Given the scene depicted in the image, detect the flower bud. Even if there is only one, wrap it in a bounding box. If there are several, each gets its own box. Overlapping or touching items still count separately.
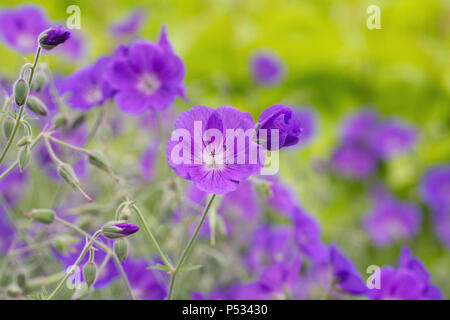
[13,79,29,106]
[114,238,129,262]
[38,26,70,50]
[6,284,21,297]
[83,262,97,288]
[18,145,30,172]
[53,114,68,128]
[17,272,27,290]
[16,136,31,147]
[31,71,47,92]
[3,118,14,140]
[70,113,85,130]
[87,151,110,172]
[26,96,48,116]
[57,163,79,188]
[102,221,139,239]
[118,207,132,221]
[30,208,55,224]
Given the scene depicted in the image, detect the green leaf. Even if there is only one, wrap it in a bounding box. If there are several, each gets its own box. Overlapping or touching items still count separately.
[179,264,203,272]
[146,264,171,272]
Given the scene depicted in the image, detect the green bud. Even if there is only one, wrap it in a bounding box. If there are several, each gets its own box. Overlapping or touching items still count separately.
[3,118,14,140]
[54,235,78,254]
[17,136,32,147]
[17,272,27,290]
[13,79,29,106]
[30,208,55,224]
[70,114,85,130]
[18,146,30,172]
[114,239,129,262]
[118,207,132,221]
[87,151,110,172]
[31,71,47,92]
[57,163,80,188]
[6,284,21,297]
[53,114,68,128]
[83,262,97,288]
[26,96,48,116]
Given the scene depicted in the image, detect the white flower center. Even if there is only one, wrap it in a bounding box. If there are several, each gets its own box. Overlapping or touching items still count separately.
[84,88,103,105]
[137,73,161,95]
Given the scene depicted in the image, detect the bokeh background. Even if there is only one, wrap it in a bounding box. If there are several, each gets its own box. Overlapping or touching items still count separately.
[0,0,449,299]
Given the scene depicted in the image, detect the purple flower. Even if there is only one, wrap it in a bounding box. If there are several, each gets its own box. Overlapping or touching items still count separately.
[219,180,260,221]
[140,141,159,181]
[110,9,146,37]
[107,26,186,114]
[55,30,86,61]
[102,222,139,239]
[38,25,70,50]
[122,258,167,300]
[340,108,378,142]
[0,166,27,207]
[264,175,298,216]
[0,205,16,254]
[331,142,377,179]
[368,247,443,300]
[370,120,417,159]
[433,209,450,247]
[257,104,301,150]
[250,52,284,86]
[167,105,265,194]
[60,56,115,110]
[364,187,421,247]
[293,106,318,147]
[420,165,450,212]
[0,5,49,54]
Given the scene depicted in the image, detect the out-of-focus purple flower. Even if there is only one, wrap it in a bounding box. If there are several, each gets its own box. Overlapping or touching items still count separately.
[52,236,119,288]
[219,180,260,221]
[250,52,284,86]
[55,30,86,61]
[140,141,159,181]
[292,207,328,263]
[420,165,450,212]
[257,104,301,150]
[122,258,167,300]
[38,25,70,50]
[433,210,450,247]
[364,187,421,247]
[368,247,443,300]
[107,26,186,114]
[263,175,298,216]
[293,106,318,147]
[340,108,378,142]
[0,5,49,54]
[370,120,417,159]
[110,9,146,37]
[0,166,27,207]
[167,105,265,194]
[0,205,16,254]
[60,56,115,110]
[331,142,377,179]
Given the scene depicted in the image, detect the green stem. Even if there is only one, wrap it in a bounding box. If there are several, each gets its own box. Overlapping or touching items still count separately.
[47,230,102,300]
[0,46,41,166]
[131,204,174,271]
[168,194,216,300]
[46,134,90,154]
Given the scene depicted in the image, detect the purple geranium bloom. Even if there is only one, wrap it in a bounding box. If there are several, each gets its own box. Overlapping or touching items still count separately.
[263,175,298,216]
[55,30,86,61]
[39,25,70,50]
[331,142,377,179]
[0,205,16,254]
[292,207,328,263]
[0,166,28,207]
[433,209,450,247]
[110,9,146,37]
[420,165,450,212]
[0,5,49,54]
[370,119,417,159]
[293,106,318,147]
[257,104,301,150]
[364,187,421,247]
[368,247,443,300]
[167,105,265,194]
[61,56,115,110]
[107,25,186,114]
[219,180,260,221]
[250,52,284,86]
[340,108,379,142]
[140,141,159,181]
[122,259,167,300]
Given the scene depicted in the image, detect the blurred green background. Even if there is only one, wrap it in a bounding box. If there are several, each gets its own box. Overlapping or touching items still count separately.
[1,0,449,296]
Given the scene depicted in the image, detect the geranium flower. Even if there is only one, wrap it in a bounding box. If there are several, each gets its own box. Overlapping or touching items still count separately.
[250,52,284,86]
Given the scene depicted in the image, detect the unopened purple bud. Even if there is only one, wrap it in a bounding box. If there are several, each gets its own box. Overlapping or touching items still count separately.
[38,26,70,50]
[102,221,139,239]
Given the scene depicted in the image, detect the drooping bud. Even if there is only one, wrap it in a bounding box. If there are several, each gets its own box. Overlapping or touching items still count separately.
[114,238,129,262]
[30,208,55,224]
[13,79,29,106]
[83,262,97,288]
[54,235,78,254]
[57,163,79,188]
[26,96,48,116]
[118,207,132,221]
[53,114,68,128]
[18,146,30,172]
[16,136,31,147]
[102,221,139,239]
[38,26,70,50]
[3,118,14,140]
[87,151,110,172]
[31,71,47,92]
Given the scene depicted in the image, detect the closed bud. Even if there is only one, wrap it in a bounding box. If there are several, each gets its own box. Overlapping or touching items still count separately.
[30,208,55,224]
[83,262,97,288]
[118,207,132,221]
[70,113,85,130]
[18,146,30,172]
[16,136,31,147]
[57,163,79,188]
[88,151,110,172]
[102,221,139,239]
[31,71,47,92]
[38,26,70,51]
[26,96,48,116]
[6,284,21,297]
[13,79,29,106]
[114,239,129,262]
[17,272,27,290]
[3,118,14,140]
[54,235,78,254]
[53,114,68,128]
